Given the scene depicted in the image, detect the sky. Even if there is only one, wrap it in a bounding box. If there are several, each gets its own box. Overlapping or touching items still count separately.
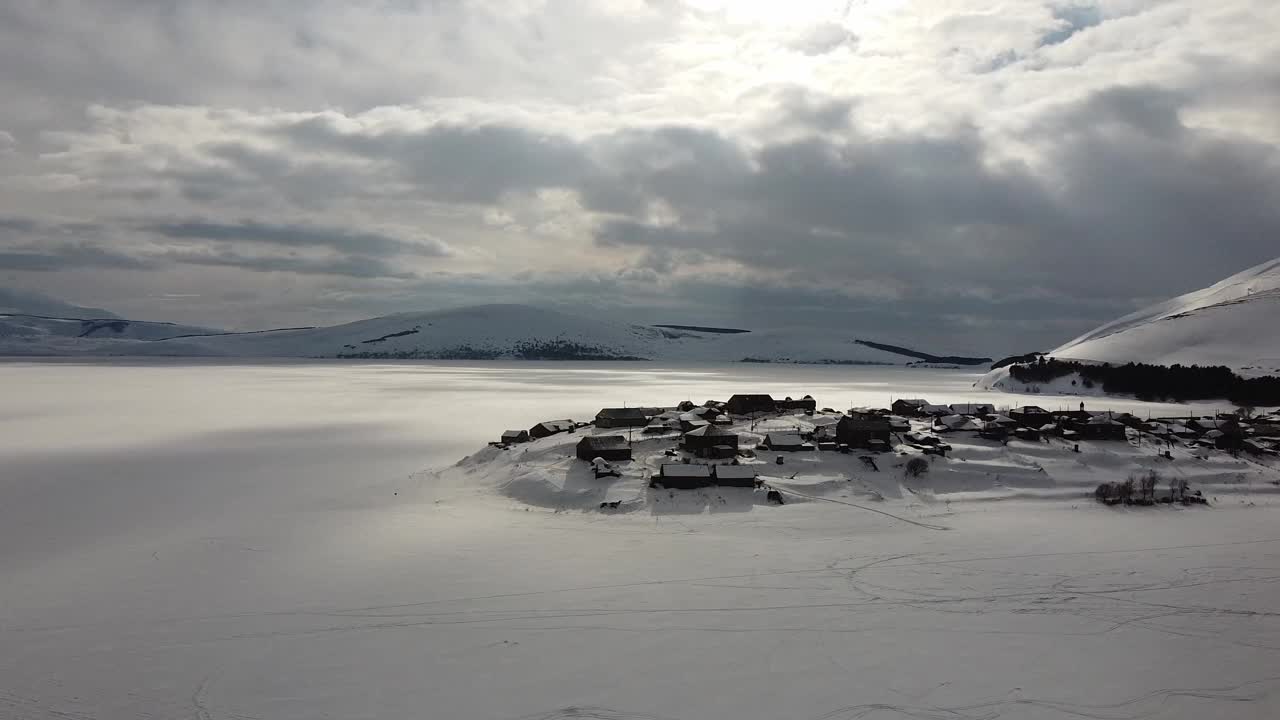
[1,0,1278,354]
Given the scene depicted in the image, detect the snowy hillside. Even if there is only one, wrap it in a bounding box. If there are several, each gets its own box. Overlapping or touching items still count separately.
[0,314,226,356]
[1054,257,1280,376]
[0,302,968,364]
[980,257,1280,393]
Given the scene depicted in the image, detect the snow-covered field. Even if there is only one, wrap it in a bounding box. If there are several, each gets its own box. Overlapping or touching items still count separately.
[3,360,1279,720]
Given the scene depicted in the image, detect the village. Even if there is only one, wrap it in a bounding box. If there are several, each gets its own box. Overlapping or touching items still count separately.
[486,393,1280,511]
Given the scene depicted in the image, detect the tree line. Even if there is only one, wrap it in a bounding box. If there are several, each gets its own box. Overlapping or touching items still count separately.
[1009,357,1280,406]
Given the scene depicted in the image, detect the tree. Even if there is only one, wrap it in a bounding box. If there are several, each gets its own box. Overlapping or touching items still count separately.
[1116,478,1134,504]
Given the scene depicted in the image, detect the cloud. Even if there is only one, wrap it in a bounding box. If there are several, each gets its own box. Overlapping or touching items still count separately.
[140,219,451,257]
[1039,4,1104,47]
[789,22,857,56]
[156,248,416,280]
[0,243,157,271]
[0,0,1278,353]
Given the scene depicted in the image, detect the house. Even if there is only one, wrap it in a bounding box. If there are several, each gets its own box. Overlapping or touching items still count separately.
[776,395,818,412]
[989,415,1019,428]
[712,464,758,488]
[594,407,650,428]
[978,421,1009,441]
[501,429,529,444]
[920,404,952,416]
[763,433,812,451]
[678,415,712,433]
[643,418,679,433]
[528,419,574,439]
[681,425,740,457]
[576,435,632,461]
[725,394,777,415]
[1009,405,1052,428]
[1075,415,1127,441]
[835,413,892,449]
[887,415,911,432]
[653,463,714,490]
[936,414,981,432]
[1013,426,1042,442]
[891,399,929,416]
[949,403,996,417]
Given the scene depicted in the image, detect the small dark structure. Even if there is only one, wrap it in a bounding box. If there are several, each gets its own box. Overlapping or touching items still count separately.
[528,420,574,439]
[595,408,650,428]
[501,429,530,444]
[653,464,713,490]
[681,425,741,457]
[725,394,777,416]
[763,433,812,451]
[766,489,785,505]
[776,395,818,413]
[576,435,632,462]
[920,404,953,417]
[712,464,758,488]
[836,413,892,449]
[891,399,929,416]
[949,403,996,417]
[1009,405,1053,428]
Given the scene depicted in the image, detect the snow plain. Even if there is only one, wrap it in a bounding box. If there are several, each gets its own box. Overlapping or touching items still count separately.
[3,360,1280,720]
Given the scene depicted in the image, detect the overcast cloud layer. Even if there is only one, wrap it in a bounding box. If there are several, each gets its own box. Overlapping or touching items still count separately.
[1,0,1278,353]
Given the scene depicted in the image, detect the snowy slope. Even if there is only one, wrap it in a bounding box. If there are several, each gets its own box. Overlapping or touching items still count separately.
[1053,257,1280,376]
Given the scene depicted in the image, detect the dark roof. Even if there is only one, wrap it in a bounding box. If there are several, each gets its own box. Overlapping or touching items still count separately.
[596,408,648,420]
[502,430,526,438]
[727,393,775,403]
[534,419,574,431]
[661,464,712,478]
[578,435,629,450]
[895,399,928,406]
[713,465,757,479]
[765,433,807,445]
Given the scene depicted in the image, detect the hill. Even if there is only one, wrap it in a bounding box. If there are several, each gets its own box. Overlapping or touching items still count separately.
[979,257,1280,396]
[1051,257,1280,377]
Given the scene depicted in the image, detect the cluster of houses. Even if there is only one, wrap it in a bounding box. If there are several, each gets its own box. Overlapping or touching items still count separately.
[494,393,1280,493]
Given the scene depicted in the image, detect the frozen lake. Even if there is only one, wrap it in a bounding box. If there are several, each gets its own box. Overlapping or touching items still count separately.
[2,360,1278,719]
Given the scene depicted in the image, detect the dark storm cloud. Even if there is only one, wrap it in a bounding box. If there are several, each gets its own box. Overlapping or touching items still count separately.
[278,118,591,204]
[0,244,157,272]
[141,219,450,257]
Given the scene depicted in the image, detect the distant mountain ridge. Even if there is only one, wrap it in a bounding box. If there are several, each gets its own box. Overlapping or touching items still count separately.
[0,301,988,364]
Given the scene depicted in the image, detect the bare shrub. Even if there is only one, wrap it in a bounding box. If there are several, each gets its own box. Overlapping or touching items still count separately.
[904,457,929,478]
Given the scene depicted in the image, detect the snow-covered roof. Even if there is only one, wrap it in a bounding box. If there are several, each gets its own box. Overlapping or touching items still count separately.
[684,425,736,437]
[579,435,629,450]
[713,465,757,479]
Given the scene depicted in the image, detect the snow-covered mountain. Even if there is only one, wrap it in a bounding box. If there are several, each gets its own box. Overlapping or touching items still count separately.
[0,287,119,319]
[0,302,979,364]
[979,257,1280,393]
[1053,257,1280,377]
